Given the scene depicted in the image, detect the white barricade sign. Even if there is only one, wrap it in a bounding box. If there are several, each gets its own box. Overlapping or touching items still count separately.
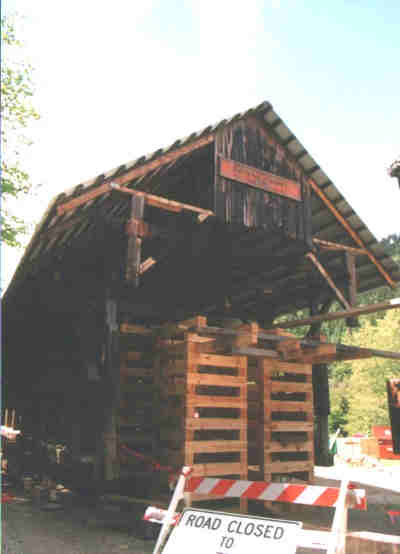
[162,508,302,554]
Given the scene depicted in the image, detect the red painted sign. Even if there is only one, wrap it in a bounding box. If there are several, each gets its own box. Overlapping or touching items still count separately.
[219,157,302,201]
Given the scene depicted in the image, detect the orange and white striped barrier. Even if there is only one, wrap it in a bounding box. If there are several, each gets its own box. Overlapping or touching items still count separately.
[143,506,180,525]
[145,469,367,554]
[184,476,367,510]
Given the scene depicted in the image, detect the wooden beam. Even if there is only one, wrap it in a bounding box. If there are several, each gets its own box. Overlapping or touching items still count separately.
[56,135,214,216]
[112,184,214,219]
[103,295,121,481]
[308,177,397,288]
[345,251,359,327]
[313,238,367,256]
[125,195,145,286]
[57,183,113,216]
[139,257,156,274]
[306,252,351,310]
[272,298,400,329]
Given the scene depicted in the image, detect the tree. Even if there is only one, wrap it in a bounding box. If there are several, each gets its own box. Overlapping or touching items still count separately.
[1,15,39,247]
[336,308,400,435]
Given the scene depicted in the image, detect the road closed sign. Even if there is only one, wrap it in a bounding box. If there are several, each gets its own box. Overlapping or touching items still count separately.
[162,508,302,554]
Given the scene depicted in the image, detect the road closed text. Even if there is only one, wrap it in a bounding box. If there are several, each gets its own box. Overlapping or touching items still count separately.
[185,513,285,541]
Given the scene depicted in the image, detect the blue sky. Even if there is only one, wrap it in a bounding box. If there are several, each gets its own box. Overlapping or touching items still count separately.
[2,0,399,288]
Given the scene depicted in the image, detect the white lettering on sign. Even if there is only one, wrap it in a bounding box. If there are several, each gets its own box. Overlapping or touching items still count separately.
[162,508,302,554]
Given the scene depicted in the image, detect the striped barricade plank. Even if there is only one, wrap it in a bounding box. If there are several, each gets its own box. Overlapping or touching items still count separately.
[184,477,366,510]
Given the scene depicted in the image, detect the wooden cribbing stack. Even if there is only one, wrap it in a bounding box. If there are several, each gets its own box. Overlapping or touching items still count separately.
[118,324,158,478]
[115,315,318,511]
[192,320,315,488]
[154,317,248,511]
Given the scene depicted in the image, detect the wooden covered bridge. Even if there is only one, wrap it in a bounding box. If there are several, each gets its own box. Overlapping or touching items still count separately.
[3,101,400,498]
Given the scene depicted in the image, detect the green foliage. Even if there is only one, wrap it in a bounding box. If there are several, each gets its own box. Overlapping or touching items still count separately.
[328,233,400,432]
[1,15,39,247]
[344,308,400,435]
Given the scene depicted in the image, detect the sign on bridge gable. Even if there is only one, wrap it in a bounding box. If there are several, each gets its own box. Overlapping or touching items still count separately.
[163,508,302,554]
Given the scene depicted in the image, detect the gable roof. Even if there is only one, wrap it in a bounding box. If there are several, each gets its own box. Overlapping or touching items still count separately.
[4,101,399,306]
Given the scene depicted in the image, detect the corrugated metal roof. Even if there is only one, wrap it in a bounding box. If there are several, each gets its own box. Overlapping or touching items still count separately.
[4,100,400,303]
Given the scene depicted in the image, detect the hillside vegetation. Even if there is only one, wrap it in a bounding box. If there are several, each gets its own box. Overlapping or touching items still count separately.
[329,233,400,435]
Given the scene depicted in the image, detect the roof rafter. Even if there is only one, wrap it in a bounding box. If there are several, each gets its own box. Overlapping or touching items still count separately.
[56,134,214,216]
[308,176,396,288]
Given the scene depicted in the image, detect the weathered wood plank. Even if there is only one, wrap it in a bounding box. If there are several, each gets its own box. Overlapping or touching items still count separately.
[197,353,243,368]
[266,460,313,473]
[270,382,312,393]
[186,418,245,430]
[186,441,245,453]
[192,462,243,476]
[187,374,245,387]
[270,421,313,432]
[263,440,314,453]
[261,360,312,374]
[186,396,243,408]
[270,400,313,412]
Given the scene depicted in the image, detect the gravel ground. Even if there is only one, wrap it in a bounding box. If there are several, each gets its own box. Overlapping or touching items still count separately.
[2,494,156,554]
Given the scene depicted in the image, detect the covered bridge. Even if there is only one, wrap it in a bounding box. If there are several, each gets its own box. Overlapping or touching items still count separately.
[2,101,400,495]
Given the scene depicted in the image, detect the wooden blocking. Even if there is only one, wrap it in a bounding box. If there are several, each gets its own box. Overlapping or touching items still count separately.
[259,359,315,485]
[178,315,207,332]
[120,323,153,335]
[125,194,145,286]
[181,342,248,505]
[276,338,302,361]
[235,322,259,349]
[298,343,336,364]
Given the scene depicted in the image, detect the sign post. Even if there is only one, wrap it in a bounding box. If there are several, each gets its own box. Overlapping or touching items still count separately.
[152,466,191,554]
[162,508,302,554]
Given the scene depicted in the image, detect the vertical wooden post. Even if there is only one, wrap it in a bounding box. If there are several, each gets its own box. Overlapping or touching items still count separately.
[184,332,198,507]
[313,363,331,466]
[103,295,121,481]
[261,358,273,510]
[305,364,315,482]
[126,195,145,286]
[308,299,333,467]
[238,355,248,513]
[11,409,16,429]
[345,252,359,328]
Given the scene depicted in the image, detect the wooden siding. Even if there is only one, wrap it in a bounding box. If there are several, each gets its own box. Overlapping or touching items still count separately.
[215,116,312,244]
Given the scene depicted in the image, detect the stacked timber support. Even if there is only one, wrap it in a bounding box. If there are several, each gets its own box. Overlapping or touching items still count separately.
[155,321,248,509]
[113,316,316,505]
[118,324,157,477]
[257,359,314,483]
